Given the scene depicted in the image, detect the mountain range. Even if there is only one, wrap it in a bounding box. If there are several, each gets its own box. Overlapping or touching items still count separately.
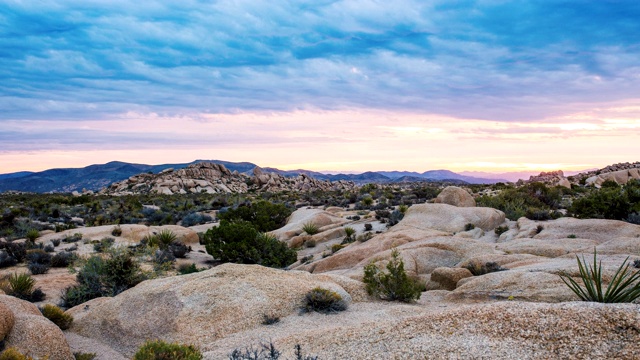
[0,160,511,193]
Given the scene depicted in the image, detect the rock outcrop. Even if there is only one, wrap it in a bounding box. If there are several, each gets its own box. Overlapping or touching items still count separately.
[0,295,74,360]
[433,186,476,207]
[68,263,368,356]
[101,163,355,195]
[572,161,640,187]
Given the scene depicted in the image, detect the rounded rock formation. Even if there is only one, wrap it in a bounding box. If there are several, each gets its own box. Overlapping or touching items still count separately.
[434,186,476,207]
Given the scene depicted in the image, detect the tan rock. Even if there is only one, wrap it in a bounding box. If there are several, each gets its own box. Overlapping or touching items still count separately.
[0,295,40,316]
[429,267,473,290]
[497,238,597,258]
[68,264,367,356]
[0,301,14,340]
[514,217,640,243]
[434,186,476,207]
[6,314,74,360]
[401,203,505,232]
[270,208,348,242]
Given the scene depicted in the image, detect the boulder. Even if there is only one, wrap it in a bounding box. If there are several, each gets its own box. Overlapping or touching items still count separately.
[497,238,597,258]
[428,267,473,290]
[0,301,14,340]
[68,263,368,356]
[270,208,348,242]
[0,295,73,360]
[401,203,505,232]
[513,217,640,243]
[434,186,476,207]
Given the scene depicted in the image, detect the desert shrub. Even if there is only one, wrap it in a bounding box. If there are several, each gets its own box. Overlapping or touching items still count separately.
[363,249,422,302]
[464,262,508,276]
[169,241,189,258]
[73,353,97,360]
[4,242,26,263]
[570,180,640,220]
[93,237,115,253]
[0,273,45,302]
[262,314,280,325]
[177,263,205,275]
[535,225,544,234]
[62,249,145,308]
[304,239,316,248]
[51,238,61,247]
[633,259,640,269]
[229,342,317,360]
[560,250,640,303]
[0,251,17,268]
[387,209,404,226]
[302,222,319,235]
[331,244,345,253]
[51,251,76,267]
[494,226,509,236]
[344,226,356,239]
[464,223,475,231]
[0,347,34,360]
[146,229,178,250]
[25,229,40,242]
[154,249,176,264]
[43,244,55,253]
[626,212,640,225]
[567,234,577,239]
[111,226,122,237]
[28,262,50,275]
[300,255,313,264]
[180,212,213,227]
[203,221,296,268]
[303,287,347,314]
[63,233,83,243]
[26,249,51,264]
[218,201,292,232]
[40,304,73,330]
[133,340,202,360]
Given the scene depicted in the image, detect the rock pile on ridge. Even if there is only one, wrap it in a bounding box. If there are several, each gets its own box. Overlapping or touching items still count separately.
[100,162,355,195]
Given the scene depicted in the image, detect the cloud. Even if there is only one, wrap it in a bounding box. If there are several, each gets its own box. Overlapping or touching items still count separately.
[1,0,639,122]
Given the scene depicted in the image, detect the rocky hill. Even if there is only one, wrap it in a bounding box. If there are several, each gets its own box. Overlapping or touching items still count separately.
[101,162,356,195]
[522,162,640,188]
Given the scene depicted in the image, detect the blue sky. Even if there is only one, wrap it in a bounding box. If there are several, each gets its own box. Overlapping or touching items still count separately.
[1,0,639,173]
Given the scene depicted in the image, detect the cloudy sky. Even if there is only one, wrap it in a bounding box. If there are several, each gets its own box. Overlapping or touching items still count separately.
[1,0,639,174]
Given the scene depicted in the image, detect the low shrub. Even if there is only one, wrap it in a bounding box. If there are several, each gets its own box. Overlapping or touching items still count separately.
[25,229,40,242]
[303,287,347,314]
[217,201,292,232]
[51,238,61,247]
[300,255,313,264]
[73,353,97,360]
[180,212,213,227]
[463,262,508,276]
[567,234,577,239]
[364,223,373,231]
[111,226,122,237]
[464,223,475,231]
[93,237,115,253]
[154,249,176,264]
[4,242,26,263]
[0,347,34,360]
[357,232,374,242]
[363,249,422,302]
[331,244,345,253]
[494,226,509,236]
[304,239,316,248]
[133,340,202,360]
[302,222,319,235]
[535,225,544,234]
[51,251,76,267]
[169,241,189,258]
[177,263,205,275]
[44,244,55,253]
[262,314,280,325]
[28,262,50,275]
[63,233,83,243]
[26,249,51,265]
[229,342,317,360]
[0,251,17,268]
[40,304,73,330]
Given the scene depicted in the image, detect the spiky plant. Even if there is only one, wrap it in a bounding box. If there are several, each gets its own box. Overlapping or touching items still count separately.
[559,249,640,303]
[302,222,319,235]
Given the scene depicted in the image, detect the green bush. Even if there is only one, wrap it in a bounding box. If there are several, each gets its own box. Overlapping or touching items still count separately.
[203,221,296,268]
[303,287,348,314]
[25,229,40,242]
[62,249,145,308]
[218,201,292,232]
[363,249,422,302]
[73,353,97,360]
[0,347,34,360]
[111,226,122,237]
[494,225,509,236]
[177,263,205,275]
[93,237,115,253]
[570,180,640,220]
[51,251,76,267]
[560,250,640,303]
[40,304,73,330]
[133,340,202,360]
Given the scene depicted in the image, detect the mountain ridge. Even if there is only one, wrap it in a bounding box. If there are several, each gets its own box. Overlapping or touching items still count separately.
[0,160,519,193]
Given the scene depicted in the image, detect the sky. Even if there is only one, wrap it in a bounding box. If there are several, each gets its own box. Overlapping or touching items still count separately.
[1,0,639,174]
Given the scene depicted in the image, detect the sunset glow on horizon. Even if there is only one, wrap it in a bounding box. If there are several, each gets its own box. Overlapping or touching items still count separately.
[1,1,639,175]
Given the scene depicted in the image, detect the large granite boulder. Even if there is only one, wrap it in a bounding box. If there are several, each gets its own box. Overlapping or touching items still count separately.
[434,186,476,207]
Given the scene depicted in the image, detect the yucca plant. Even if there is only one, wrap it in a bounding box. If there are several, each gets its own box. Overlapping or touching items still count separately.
[559,249,640,303]
[302,222,319,235]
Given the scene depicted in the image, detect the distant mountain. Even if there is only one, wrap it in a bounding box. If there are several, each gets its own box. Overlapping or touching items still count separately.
[0,160,258,193]
[0,171,34,180]
[0,160,506,193]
